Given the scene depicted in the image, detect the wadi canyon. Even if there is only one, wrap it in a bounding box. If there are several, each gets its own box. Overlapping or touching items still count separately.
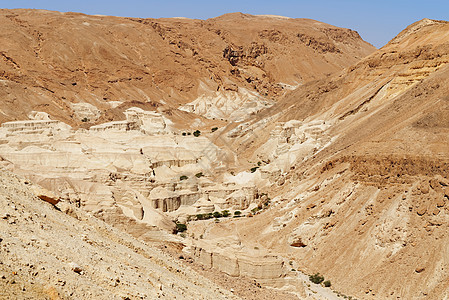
[1,8,449,300]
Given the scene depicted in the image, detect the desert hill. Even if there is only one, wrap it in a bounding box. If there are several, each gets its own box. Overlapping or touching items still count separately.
[0,9,374,125]
[0,170,238,299]
[2,8,449,300]
[0,169,303,300]
[209,18,449,299]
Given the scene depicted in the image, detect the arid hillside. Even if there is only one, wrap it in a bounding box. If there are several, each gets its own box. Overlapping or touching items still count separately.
[213,18,449,299]
[0,170,240,299]
[4,7,449,300]
[0,9,374,125]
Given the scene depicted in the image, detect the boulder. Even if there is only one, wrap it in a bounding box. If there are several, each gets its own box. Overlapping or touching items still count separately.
[31,185,60,205]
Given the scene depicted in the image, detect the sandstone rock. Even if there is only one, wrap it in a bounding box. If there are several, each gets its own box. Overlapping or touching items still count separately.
[415,267,425,273]
[290,238,307,248]
[31,186,60,205]
[68,262,83,274]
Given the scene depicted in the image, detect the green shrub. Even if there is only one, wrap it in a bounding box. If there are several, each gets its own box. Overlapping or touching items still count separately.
[187,132,191,135]
[251,207,260,214]
[234,211,241,216]
[196,213,213,220]
[323,280,331,287]
[180,175,188,181]
[81,117,89,122]
[309,273,324,284]
[195,172,204,178]
[211,127,218,132]
[213,211,222,218]
[182,132,187,136]
[193,130,201,137]
[175,223,187,233]
[250,167,259,173]
[221,210,230,217]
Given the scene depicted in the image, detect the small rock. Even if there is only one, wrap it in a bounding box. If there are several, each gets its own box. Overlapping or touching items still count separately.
[69,262,83,274]
[290,238,307,247]
[31,186,60,205]
[415,267,425,273]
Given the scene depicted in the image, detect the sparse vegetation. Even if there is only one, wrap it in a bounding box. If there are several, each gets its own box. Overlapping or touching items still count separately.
[196,213,213,220]
[173,222,187,234]
[196,210,232,220]
[176,223,187,232]
[251,207,261,214]
[309,273,325,284]
[180,175,188,181]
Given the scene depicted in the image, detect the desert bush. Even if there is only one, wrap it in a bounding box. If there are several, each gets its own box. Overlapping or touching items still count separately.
[309,273,324,284]
[234,211,241,216]
[175,223,187,233]
[195,172,204,178]
[323,280,331,287]
[196,213,212,220]
[211,127,218,132]
[180,175,188,181]
[221,210,230,217]
[193,130,201,137]
[250,167,259,173]
[213,211,222,218]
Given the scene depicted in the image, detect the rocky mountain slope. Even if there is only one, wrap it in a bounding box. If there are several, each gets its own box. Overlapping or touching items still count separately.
[0,169,303,300]
[4,7,449,300]
[0,9,374,125]
[0,170,239,299]
[211,18,449,299]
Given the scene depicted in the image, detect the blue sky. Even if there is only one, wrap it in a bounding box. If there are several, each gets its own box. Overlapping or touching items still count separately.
[1,0,448,48]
